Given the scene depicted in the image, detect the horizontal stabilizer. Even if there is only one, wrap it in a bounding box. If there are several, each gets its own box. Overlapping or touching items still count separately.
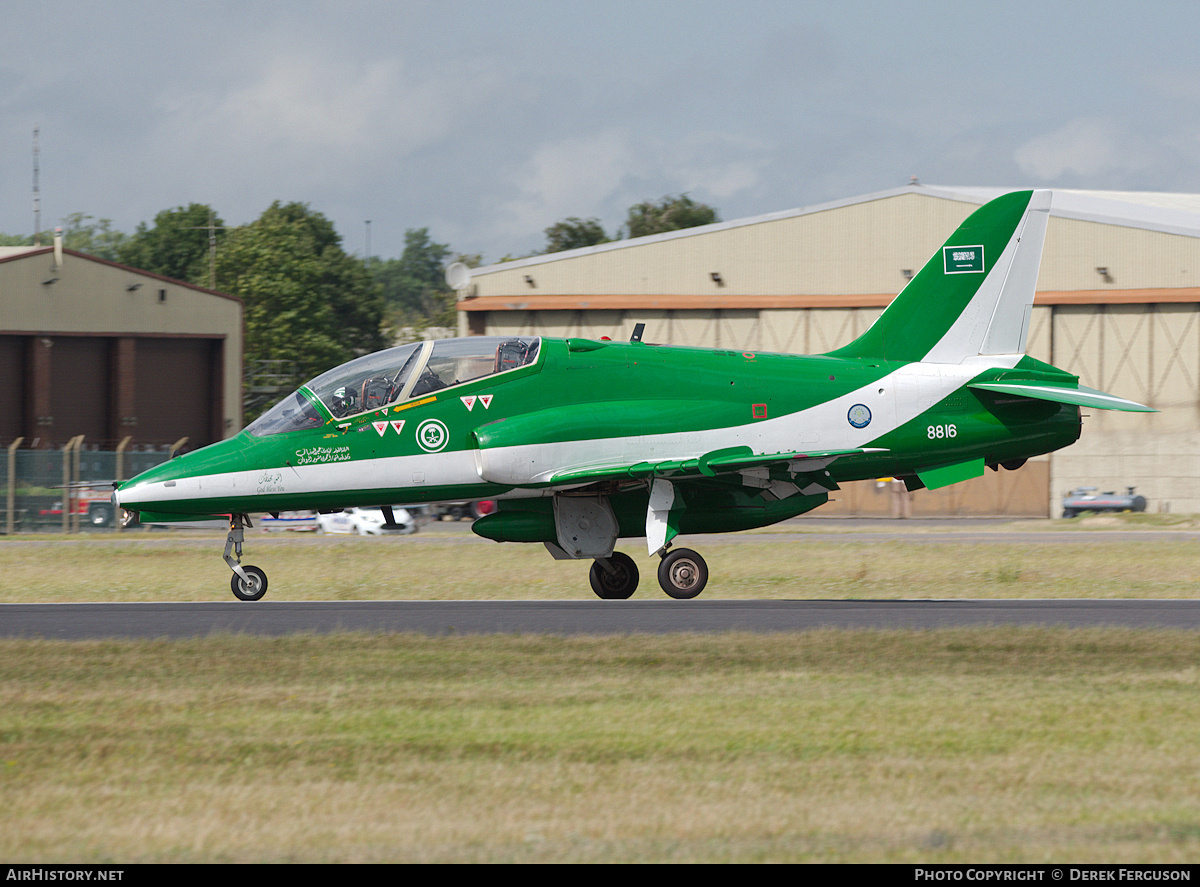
[968,381,1155,412]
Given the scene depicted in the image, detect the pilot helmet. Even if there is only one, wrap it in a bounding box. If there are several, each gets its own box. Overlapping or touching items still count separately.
[332,386,357,415]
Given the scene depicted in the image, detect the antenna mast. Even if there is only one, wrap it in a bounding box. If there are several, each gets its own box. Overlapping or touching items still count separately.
[208,209,217,288]
[32,127,40,246]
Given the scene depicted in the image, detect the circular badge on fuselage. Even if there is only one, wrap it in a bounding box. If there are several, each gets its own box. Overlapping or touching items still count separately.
[847,403,872,429]
[415,418,450,452]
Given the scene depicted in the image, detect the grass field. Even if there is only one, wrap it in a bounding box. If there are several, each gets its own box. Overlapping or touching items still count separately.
[2,516,1199,602]
[2,629,1200,863]
[2,517,1199,862]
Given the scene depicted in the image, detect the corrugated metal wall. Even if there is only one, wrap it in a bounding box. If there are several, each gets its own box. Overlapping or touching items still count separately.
[1049,302,1200,515]
[463,191,1200,517]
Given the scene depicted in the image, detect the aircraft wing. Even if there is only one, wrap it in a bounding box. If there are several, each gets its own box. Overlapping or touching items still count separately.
[968,381,1155,412]
[549,446,886,488]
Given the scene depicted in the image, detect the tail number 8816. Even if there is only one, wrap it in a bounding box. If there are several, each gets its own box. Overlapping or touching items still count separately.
[927,424,957,439]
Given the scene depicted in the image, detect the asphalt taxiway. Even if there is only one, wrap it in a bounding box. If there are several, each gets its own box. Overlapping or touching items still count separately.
[4,518,1197,638]
[3,598,1200,639]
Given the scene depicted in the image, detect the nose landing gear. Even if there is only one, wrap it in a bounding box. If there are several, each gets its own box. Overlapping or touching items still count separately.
[224,514,268,601]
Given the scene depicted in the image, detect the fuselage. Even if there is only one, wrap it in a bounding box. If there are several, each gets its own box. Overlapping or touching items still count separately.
[115,335,1081,522]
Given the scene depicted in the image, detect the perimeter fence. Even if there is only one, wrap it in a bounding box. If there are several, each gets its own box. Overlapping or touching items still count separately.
[2,442,173,534]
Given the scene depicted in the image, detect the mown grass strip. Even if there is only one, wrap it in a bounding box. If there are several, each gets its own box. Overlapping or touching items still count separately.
[2,629,1199,862]
[2,530,1200,601]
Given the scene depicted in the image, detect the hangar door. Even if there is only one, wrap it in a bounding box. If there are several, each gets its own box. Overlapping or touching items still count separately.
[0,337,23,443]
[50,337,112,444]
[134,338,221,448]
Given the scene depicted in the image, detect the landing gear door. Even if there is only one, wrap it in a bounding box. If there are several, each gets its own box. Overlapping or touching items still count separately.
[552,495,619,559]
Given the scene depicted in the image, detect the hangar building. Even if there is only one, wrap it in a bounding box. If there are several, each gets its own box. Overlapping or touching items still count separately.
[458,185,1200,517]
[0,243,242,452]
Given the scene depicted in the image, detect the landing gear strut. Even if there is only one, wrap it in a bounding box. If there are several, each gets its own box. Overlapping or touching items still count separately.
[224,514,268,601]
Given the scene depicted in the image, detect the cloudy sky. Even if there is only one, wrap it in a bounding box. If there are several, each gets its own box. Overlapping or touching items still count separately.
[3,0,1200,264]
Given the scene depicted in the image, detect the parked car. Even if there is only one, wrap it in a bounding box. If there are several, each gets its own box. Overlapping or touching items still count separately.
[430,500,496,521]
[1062,486,1147,518]
[316,507,418,535]
[259,511,320,532]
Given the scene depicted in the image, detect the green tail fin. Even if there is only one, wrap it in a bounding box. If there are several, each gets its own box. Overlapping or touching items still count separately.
[830,190,1050,364]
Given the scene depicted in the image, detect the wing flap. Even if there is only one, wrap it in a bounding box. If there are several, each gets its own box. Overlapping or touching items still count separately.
[969,381,1154,412]
[549,446,886,487]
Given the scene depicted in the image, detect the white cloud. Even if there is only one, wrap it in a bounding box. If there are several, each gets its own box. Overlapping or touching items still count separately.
[127,41,507,231]
[1014,118,1133,180]
[663,132,772,201]
[495,130,636,243]
[493,128,771,249]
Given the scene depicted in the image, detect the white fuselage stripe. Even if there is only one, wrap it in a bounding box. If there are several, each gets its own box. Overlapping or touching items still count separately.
[478,357,1019,485]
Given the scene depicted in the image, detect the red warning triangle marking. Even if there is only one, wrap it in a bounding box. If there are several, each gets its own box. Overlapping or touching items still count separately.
[373,421,388,436]
[390,420,405,435]
[479,394,493,409]
[461,395,476,411]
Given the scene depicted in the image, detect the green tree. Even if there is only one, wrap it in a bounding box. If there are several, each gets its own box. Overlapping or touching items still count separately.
[371,228,455,330]
[625,194,719,239]
[118,204,224,285]
[55,213,129,261]
[1,214,133,258]
[544,217,609,253]
[216,201,386,415]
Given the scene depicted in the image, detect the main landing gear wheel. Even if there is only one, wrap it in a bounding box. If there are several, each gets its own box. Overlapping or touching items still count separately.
[657,548,708,599]
[589,552,639,600]
[231,565,268,601]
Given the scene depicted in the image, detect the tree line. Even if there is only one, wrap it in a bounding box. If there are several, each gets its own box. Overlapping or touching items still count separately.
[542,194,718,253]
[1,193,717,418]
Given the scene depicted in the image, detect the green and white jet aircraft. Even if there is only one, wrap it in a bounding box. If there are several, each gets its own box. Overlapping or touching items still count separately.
[114,189,1151,601]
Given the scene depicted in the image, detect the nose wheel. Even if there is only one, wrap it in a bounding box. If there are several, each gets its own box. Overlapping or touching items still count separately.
[657,548,708,599]
[231,565,268,601]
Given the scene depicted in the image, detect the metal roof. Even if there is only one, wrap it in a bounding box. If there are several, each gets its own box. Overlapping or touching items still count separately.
[471,185,1200,278]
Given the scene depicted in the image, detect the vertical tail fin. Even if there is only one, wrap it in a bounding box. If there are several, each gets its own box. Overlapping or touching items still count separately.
[830,189,1051,364]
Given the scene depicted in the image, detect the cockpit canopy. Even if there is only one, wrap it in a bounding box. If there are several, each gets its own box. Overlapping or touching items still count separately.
[246,336,540,436]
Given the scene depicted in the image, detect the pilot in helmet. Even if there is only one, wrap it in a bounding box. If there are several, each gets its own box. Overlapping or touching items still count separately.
[331,385,358,417]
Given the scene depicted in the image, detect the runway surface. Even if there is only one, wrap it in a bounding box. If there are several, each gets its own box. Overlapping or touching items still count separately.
[4,598,1200,639]
[4,519,1198,638]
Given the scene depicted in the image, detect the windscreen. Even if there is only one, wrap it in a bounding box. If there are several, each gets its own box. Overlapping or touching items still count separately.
[245,390,325,436]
